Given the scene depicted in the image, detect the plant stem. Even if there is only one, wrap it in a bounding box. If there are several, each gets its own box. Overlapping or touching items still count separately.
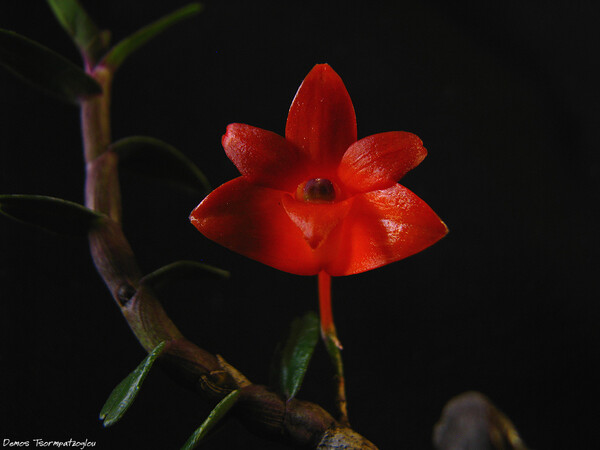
[81,66,113,164]
[318,271,349,427]
[81,63,219,367]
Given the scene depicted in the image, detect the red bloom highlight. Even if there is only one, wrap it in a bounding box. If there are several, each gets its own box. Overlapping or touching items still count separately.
[190,64,447,276]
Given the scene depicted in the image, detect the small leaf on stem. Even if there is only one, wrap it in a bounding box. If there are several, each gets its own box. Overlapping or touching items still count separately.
[0,29,101,103]
[180,389,240,450]
[46,0,110,65]
[0,195,104,236]
[273,312,319,399]
[99,341,167,427]
[101,3,203,72]
[140,260,230,292]
[111,136,211,194]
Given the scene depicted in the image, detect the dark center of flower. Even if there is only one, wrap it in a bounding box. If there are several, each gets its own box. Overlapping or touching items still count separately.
[297,178,336,203]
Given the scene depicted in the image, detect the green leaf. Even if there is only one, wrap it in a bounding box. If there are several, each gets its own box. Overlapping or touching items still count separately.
[275,312,320,399]
[0,29,101,104]
[46,0,110,65]
[141,260,229,291]
[100,341,167,427]
[181,390,240,450]
[0,195,104,236]
[111,136,210,194]
[101,3,203,72]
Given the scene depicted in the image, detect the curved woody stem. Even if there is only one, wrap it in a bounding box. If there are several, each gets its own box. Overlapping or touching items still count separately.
[80,60,376,448]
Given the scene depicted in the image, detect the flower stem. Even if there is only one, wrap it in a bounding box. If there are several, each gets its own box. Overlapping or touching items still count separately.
[318,271,349,426]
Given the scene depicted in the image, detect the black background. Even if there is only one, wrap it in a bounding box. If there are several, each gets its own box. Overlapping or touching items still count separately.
[1,1,598,449]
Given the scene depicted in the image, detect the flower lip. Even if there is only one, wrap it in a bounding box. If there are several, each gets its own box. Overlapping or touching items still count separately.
[296,178,337,203]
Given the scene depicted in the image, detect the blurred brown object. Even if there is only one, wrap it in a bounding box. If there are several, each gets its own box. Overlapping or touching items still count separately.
[433,391,528,450]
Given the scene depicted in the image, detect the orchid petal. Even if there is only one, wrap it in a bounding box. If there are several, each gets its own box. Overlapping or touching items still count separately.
[285,64,357,168]
[326,184,448,276]
[222,124,306,191]
[338,132,427,193]
[190,178,321,275]
[281,194,353,250]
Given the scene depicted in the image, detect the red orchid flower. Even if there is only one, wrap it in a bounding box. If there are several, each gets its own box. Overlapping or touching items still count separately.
[190,64,447,278]
[191,65,447,421]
